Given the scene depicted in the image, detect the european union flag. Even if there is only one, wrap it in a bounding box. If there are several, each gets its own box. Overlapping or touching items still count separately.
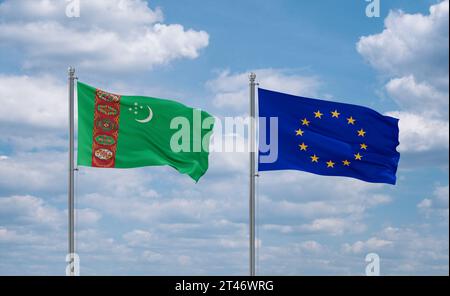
[258,88,400,185]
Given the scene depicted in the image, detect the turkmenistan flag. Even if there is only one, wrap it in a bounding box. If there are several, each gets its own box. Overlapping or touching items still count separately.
[77,82,215,182]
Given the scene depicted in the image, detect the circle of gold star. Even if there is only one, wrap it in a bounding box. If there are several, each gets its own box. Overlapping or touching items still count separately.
[294,109,367,169]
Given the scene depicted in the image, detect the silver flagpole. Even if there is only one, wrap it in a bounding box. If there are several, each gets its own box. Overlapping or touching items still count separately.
[249,73,256,276]
[68,67,76,276]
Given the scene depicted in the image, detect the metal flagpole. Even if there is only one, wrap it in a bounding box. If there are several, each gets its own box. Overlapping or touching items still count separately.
[68,67,76,276]
[249,73,256,276]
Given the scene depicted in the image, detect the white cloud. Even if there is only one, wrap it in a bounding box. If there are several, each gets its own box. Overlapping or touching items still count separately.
[76,208,102,226]
[357,0,449,154]
[418,185,449,220]
[357,0,449,79]
[0,0,209,71]
[298,240,323,252]
[0,0,163,27]
[207,69,320,112]
[218,237,248,249]
[417,198,433,210]
[142,250,163,263]
[340,226,448,274]
[81,193,222,223]
[386,111,449,152]
[0,227,39,243]
[434,185,449,208]
[343,237,393,254]
[123,229,153,247]
[0,195,63,227]
[0,194,101,228]
[299,218,366,236]
[263,218,366,236]
[380,226,448,273]
[0,75,67,128]
[0,152,66,193]
[386,75,448,118]
[76,229,133,260]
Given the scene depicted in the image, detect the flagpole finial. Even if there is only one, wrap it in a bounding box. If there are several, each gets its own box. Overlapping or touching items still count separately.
[249,72,256,82]
[68,67,75,77]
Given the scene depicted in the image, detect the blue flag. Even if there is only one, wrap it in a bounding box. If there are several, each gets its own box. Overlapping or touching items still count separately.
[258,88,400,185]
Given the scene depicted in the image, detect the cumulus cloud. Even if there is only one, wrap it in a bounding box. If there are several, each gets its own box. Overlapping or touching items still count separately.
[379,226,448,274]
[386,75,448,118]
[263,218,366,236]
[434,185,450,208]
[299,218,366,236]
[357,0,449,154]
[0,194,101,228]
[342,237,393,254]
[418,185,449,220]
[357,0,449,79]
[0,195,63,227]
[0,75,67,129]
[123,229,153,247]
[0,0,209,71]
[207,69,320,113]
[76,208,102,226]
[386,111,449,152]
[340,226,448,274]
[298,240,323,253]
[81,192,233,224]
[0,227,39,244]
[0,152,66,194]
[0,0,163,27]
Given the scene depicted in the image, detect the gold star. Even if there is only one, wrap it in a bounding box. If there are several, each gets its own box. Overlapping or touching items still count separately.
[347,116,356,125]
[343,160,351,166]
[360,143,368,150]
[299,143,308,151]
[295,129,304,136]
[301,118,310,126]
[357,129,366,137]
[314,110,323,119]
[310,154,319,163]
[331,110,340,118]
[326,160,335,168]
[354,153,363,160]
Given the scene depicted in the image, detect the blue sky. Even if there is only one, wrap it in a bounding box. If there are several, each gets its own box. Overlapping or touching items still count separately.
[0,0,448,275]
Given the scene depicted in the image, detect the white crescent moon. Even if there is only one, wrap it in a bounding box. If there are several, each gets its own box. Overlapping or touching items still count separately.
[136,106,153,123]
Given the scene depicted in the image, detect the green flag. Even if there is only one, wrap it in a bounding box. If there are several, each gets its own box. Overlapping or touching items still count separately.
[77,82,214,182]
